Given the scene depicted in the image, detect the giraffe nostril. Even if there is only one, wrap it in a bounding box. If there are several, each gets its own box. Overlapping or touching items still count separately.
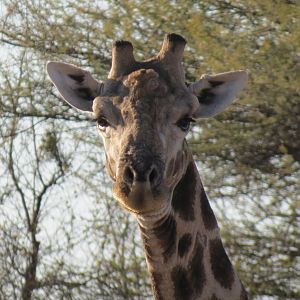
[124,166,134,185]
[148,165,160,188]
[122,162,162,189]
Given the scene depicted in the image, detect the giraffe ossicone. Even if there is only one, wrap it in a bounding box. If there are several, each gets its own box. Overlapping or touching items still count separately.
[47,33,248,300]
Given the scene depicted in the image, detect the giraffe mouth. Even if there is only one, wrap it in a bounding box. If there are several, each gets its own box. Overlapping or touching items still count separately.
[112,179,169,214]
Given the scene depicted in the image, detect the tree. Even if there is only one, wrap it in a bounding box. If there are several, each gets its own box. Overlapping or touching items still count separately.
[0,0,299,299]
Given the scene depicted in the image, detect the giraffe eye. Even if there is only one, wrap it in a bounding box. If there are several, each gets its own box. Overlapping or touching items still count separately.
[176,117,195,132]
[97,117,110,131]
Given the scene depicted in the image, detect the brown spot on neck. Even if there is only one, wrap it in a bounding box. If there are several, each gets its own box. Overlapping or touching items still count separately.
[171,266,193,300]
[171,240,206,300]
[209,238,235,289]
[200,186,218,230]
[178,233,192,258]
[188,241,206,297]
[172,162,196,221]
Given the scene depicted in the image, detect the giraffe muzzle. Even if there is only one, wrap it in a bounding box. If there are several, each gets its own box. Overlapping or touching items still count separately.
[112,160,167,213]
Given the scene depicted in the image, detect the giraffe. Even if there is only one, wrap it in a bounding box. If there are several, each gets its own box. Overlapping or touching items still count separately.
[47,33,248,300]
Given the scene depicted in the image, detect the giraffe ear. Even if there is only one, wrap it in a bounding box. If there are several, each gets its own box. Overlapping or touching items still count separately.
[47,61,103,112]
[189,70,248,118]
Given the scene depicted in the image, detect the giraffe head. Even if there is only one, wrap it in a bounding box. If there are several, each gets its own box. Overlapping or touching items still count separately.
[47,34,247,215]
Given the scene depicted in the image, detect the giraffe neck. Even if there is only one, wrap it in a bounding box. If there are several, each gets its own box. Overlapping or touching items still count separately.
[137,157,247,300]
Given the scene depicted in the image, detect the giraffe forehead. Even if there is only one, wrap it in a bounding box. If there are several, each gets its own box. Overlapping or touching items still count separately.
[99,68,198,121]
[118,91,194,126]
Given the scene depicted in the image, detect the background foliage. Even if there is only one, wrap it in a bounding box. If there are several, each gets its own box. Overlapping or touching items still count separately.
[0,0,299,299]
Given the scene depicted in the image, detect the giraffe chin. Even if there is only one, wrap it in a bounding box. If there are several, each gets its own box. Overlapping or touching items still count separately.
[112,181,169,214]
